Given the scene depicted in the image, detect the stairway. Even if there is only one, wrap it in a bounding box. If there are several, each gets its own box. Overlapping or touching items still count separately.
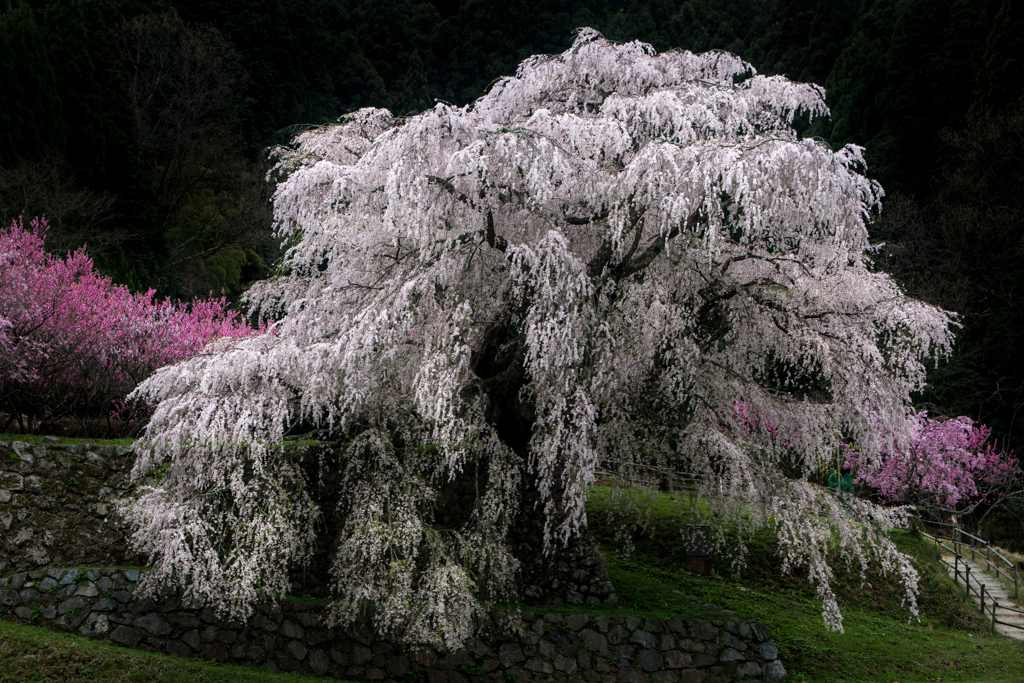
[940,552,1024,640]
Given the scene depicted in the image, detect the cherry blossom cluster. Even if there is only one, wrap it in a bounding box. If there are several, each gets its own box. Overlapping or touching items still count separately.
[0,216,254,429]
[698,399,921,631]
[126,29,954,644]
[845,412,1019,512]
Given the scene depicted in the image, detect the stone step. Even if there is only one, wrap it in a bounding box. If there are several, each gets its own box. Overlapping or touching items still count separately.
[941,553,1024,641]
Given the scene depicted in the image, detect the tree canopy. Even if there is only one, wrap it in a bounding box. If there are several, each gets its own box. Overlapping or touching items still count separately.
[4,1,1022,461]
[127,31,953,647]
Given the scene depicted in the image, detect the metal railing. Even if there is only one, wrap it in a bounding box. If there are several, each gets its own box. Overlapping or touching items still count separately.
[923,530,1024,635]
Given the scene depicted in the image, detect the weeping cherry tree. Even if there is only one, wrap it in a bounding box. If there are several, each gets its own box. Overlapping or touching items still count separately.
[126,29,955,647]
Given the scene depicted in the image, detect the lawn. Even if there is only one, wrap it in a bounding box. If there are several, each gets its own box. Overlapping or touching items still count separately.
[3,478,1024,682]
[0,618,322,683]
[577,486,1024,683]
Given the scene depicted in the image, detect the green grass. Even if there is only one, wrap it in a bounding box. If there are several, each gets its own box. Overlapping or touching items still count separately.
[572,486,1024,683]
[0,433,135,448]
[4,482,1024,682]
[595,552,1024,683]
[0,619,322,683]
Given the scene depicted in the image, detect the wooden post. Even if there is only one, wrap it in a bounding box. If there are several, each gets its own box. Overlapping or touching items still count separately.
[992,599,998,634]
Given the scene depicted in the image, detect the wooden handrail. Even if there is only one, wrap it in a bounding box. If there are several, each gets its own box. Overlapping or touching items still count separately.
[955,528,988,545]
[921,524,1020,600]
[996,601,1024,616]
[924,531,1024,633]
[991,548,1017,572]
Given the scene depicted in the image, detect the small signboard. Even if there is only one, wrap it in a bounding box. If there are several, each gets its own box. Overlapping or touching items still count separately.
[685,524,712,575]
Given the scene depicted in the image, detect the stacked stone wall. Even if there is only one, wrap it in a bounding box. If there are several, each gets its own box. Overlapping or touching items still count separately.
[509,492,617,606]
[1,440,615,608]
[1,567,786,682]
[0,440,139,575]
[1,440,788,681]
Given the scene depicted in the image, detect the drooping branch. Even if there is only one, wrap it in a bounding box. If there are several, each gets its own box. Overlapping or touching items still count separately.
[586,206,646,279]
[602,210,702,283]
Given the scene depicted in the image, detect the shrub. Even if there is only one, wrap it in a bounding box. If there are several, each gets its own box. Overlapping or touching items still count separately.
[0,216,256,434]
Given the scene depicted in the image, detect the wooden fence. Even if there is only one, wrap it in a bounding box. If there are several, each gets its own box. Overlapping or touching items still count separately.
[921,527,1024,635]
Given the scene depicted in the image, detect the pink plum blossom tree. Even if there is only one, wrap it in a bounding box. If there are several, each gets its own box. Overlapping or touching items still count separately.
[845,412,1019,520]
[0,215,254,434]
[126,29,955,646]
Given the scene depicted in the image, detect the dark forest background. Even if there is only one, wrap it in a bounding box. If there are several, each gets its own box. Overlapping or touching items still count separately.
[2,0,1023,459]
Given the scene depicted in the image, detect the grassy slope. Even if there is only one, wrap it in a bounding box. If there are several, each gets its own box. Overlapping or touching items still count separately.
[0,619,322,683]
[3,474,1023,681]
[581,487,1024,683]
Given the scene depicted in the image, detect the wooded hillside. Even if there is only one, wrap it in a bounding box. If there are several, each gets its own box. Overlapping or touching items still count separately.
[2,0,1022,452]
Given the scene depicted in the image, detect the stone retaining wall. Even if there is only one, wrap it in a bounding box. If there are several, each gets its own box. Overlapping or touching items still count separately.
[0,440,139,575]
[0,440,614,608]
[1,567,786,682]
[1,440,787,681]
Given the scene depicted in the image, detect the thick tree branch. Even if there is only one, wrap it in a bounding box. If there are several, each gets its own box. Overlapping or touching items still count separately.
[563,207,610,225]
[606,210,701,283]
[485,209,507,253]
[587,239,613,278]
[427,174,475,209]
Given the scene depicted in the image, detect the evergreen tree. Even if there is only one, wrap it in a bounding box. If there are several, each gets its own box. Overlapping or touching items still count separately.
[0,3,65,167]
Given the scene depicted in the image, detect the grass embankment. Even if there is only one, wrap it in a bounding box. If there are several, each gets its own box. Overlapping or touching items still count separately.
[0,619,322,683]
[578,487,1024,683]
[0,433,135,448]
[3,475,1023,682]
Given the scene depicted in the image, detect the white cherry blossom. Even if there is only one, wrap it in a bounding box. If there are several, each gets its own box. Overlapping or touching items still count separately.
[125,29,954,646]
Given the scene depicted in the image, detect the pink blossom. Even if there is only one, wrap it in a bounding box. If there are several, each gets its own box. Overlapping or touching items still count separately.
[715,400,795,448]
[845,412,1018,511]
[0,216,257,428]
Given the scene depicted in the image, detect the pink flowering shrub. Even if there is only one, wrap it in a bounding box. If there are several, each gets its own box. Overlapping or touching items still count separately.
[721,399,794,445]
[714,400,807,476]
[845,412,1019,513]
[0,216,256,433]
